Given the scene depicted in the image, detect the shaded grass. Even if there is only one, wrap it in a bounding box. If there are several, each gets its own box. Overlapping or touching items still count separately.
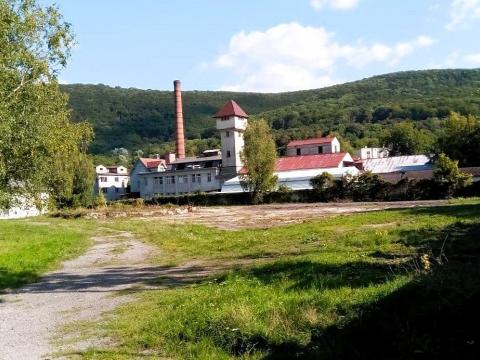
[79,200,480,359]
[0,218,95,291]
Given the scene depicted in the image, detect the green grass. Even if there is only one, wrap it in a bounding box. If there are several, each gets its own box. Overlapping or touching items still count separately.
[0,218,94,291]
[80,200,480,359]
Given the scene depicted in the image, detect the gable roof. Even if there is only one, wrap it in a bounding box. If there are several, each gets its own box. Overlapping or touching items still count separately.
[214,100,249,118]
[275,153,349,172]
[139,158,166,170]
[287,137,336,147]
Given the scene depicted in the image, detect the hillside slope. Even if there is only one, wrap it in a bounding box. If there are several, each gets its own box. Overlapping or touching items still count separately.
[62,69,480,154]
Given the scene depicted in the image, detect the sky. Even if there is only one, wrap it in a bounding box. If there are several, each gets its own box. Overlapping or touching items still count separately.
[43,0,480,92]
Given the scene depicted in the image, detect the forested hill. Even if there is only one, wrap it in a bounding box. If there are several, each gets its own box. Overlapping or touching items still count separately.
[61,69,480,155]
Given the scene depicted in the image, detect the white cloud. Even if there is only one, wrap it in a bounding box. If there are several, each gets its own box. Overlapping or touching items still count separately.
[464,52,480,64]
[430,51,461,68]
[310,0,360,11]
[447,0,480,30]
[213,23,435,92]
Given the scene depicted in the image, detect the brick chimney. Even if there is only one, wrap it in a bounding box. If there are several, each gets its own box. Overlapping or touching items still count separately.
[174,80,186,159]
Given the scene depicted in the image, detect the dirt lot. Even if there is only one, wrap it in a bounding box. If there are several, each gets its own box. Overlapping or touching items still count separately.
[162,200,449,229]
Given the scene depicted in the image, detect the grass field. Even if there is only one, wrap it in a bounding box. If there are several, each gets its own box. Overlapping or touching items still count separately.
[81,200,480,359]
[0,219,94,292]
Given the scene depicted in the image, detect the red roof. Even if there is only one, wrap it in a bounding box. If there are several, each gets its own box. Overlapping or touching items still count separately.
[287,137,335,148]
[214,100,248,118]
[139,158,166,169]
[275,153,348,172]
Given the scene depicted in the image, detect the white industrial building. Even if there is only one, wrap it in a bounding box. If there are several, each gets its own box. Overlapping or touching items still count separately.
[130,80,249,199]
[222,138,359,193]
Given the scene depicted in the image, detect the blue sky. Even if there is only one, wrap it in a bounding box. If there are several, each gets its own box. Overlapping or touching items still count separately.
[44,0,480,92]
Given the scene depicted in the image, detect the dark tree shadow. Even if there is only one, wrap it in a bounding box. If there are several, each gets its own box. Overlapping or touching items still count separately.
[2,264,215,295]
[0,268,39,292]
[244,260,401,292]
[257,221,480,360]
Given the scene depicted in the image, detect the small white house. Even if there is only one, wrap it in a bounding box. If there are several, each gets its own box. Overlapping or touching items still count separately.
[95,165,130,201]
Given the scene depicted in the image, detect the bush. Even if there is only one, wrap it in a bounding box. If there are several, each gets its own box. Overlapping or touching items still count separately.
[346,172,389,201]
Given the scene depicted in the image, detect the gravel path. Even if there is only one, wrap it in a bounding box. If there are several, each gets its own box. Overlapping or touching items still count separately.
[0,231,211,360]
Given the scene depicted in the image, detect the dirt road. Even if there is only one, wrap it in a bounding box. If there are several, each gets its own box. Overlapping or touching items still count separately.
[0,232,211,360]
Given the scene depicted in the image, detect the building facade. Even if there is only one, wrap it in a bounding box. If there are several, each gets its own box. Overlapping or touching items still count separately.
[286,137,341,156]
[95,165,130,201]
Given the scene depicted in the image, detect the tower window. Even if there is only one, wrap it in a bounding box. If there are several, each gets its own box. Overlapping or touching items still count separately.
[226,131,230,137]
[296,148,301,156]
[227,150,231,158]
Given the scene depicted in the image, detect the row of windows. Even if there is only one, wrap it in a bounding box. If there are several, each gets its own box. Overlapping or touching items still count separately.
[99,176,123,183]
[295,145,339,156]
[146,173,213,186]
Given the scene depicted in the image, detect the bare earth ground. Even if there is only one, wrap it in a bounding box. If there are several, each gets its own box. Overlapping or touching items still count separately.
[0,200,449,359]
[160,200,449,229]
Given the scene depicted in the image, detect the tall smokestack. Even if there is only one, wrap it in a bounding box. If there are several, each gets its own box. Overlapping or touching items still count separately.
[174,80,185,159]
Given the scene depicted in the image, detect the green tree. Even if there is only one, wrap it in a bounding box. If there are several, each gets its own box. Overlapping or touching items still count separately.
[433,153,472,197]
[436,112,480,167]
[240,119,278,203]
[0,0,92,208]
[383,122,431,156]
[69,154,96,208]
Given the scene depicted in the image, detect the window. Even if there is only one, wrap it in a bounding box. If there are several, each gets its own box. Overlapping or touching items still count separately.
[178,175,188,184]
[207,173,212,182]
[171,176,175,184]
[296,148,301,156]
[196,174,202,184]
[115,188,119,193]
[227,150,231,158]
[191,174,196,183]
[154,177,163,185]
[226,131,230,137]
[318,146,323,154]
[102,188,108,194]
[114,177,119,182]
[100,176,107,182]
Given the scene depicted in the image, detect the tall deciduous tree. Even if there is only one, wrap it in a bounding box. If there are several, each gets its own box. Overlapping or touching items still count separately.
[240,118,277,203]
[0,0,93,208]
[382,122,432,156]
[436,112,480,167]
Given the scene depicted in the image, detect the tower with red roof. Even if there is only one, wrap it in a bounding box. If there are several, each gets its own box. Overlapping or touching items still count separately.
[214,100,248,178]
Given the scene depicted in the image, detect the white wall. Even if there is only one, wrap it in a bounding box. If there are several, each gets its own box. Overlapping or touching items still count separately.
[217,116,247,178]
[0,194,48,220]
